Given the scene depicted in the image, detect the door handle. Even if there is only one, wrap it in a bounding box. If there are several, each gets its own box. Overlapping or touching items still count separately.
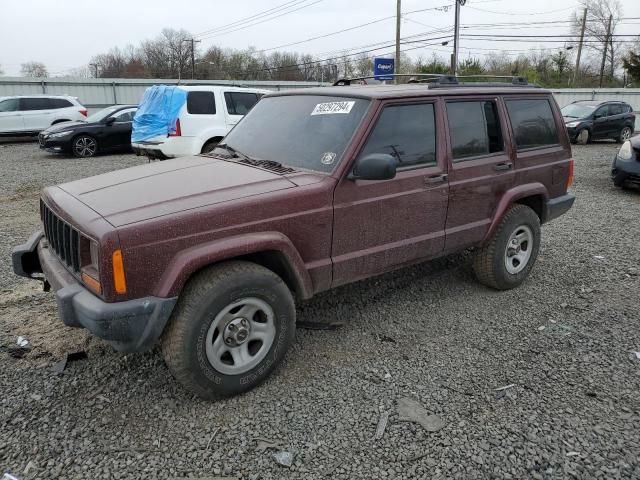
[425,173,448,184]
[494,162,513,172]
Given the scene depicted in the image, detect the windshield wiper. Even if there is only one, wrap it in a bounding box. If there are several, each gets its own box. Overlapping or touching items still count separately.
[563,115,578,119]
[213,143,252,161]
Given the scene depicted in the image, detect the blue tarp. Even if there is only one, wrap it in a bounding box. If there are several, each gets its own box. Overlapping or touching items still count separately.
[131,85,187,142]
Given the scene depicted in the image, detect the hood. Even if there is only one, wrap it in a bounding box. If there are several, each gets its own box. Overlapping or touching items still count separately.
[57,156,296,226]
[563,116,588,123]
[42,121,88,133]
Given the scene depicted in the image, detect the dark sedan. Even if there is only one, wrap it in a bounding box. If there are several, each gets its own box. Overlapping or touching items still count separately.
[562,100,635,145]
[612,134,640,189]
[38,105,137,158]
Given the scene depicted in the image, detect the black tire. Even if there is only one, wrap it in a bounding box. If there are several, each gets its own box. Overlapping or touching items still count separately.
[52,119,71,125]
[201,139,220,154]
[162,261,296,399]
[72,135,98,158]
[575,128,590,145]
[473,204,541,290]
[617,126,633,144]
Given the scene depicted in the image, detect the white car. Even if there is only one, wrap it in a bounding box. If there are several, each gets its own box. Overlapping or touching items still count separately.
[0,95,88,136]
[131,85,269,159]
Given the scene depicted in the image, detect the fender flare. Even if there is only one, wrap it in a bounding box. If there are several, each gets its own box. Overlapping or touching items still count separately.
[482,183,549,244]
[154,231,314,299]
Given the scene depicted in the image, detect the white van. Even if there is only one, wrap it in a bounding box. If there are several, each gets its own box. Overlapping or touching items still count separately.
[131,85,269,159]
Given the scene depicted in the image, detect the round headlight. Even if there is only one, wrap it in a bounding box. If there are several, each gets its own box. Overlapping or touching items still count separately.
[618,141,633,161]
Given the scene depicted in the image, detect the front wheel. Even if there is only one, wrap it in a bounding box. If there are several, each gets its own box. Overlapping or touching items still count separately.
[473,204,541,290]
[618,126,632,144]
[162,261,296,399]
[575,129,590,145]
[72,135,97,158]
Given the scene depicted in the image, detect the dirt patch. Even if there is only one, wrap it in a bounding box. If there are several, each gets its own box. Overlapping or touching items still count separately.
[0,282,106,361]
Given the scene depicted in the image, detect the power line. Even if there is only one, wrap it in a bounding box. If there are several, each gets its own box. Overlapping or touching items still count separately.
[243,2,462,55]
[194,0,313,38]
[197,0,323,40]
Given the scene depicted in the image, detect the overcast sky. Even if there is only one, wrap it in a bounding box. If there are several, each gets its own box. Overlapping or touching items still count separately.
[1,0,639,76]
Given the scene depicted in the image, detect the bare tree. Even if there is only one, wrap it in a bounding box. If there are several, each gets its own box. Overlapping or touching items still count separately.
[20,61,48,77]
[572,0,623,82]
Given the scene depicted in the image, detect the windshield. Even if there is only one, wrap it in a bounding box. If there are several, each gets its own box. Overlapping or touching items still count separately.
[561,103,596,119]
[220,95,370,173]
[85,106,120,123]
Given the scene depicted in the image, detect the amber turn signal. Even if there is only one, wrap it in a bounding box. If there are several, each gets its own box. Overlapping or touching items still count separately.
[112,249,127,294]
[81,271,102,295]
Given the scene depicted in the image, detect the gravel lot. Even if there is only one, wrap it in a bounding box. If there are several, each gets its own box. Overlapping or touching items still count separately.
[1,140,639,479]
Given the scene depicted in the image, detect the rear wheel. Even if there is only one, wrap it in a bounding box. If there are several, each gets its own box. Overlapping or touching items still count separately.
[575,129,590,145]
[473,204,541,290]
[162,261,296,399]
[201,139,220,154]
[618,126,632,143]
[72,135,97,158]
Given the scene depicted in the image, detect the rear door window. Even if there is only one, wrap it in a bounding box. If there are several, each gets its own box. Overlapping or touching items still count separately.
[20,98,53,111]
[224,92,260,115]
[446,100,504,161]
[608,104,623,116]
[505,98,560,150]
[358,103,437,168]
[187,91,216,115]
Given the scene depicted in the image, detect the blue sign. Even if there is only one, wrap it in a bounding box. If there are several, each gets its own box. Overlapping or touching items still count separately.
[374,58,395,81]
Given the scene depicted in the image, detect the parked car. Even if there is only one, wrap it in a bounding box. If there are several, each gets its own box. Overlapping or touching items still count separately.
[562,100,635,144]
[13,77,575,399]
[611,134,640,188]
[0,95,87,136]
[131,85,269,159]
[38,105,137,158]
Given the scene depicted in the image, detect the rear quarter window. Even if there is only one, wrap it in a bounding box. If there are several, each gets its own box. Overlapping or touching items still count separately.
[187,91,216,115]
[505,98,559,150]
[49,98,73,109]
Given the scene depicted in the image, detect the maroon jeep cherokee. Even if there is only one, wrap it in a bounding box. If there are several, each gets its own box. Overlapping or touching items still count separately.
[13,80,575,399]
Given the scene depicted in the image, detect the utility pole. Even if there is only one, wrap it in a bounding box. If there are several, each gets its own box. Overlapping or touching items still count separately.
[451,0,465,75]
[183,38,201,80]
[573,8,587,87]
[89,63,99,78]
[395,0,401,83]
[599,14,612,88]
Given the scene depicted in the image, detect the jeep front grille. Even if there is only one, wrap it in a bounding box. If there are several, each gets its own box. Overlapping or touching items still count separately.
[40,200,81,273]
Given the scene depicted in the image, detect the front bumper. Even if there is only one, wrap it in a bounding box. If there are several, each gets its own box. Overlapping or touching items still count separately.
[544,193,575,223]
[12,231,177,353]
[611,153,640,186]
[38,133,72,153]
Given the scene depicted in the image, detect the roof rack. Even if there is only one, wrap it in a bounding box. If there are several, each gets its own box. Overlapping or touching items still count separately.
[332,73,538,89]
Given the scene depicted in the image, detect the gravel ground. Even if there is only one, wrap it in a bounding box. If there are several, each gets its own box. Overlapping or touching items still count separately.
[1,140,639,480]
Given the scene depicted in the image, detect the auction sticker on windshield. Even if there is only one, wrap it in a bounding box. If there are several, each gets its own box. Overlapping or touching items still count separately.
[311,101,355,115]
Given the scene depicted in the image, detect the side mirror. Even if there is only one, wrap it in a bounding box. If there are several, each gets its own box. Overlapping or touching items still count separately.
[594,113,604,120]
[105,116,116,126]
[350,153,397,181]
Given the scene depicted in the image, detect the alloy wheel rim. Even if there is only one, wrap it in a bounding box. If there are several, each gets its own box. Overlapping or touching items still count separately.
[622,128,631,141]
[74,137,96,157]
[504,225,533,275]
[205,297,276,375]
